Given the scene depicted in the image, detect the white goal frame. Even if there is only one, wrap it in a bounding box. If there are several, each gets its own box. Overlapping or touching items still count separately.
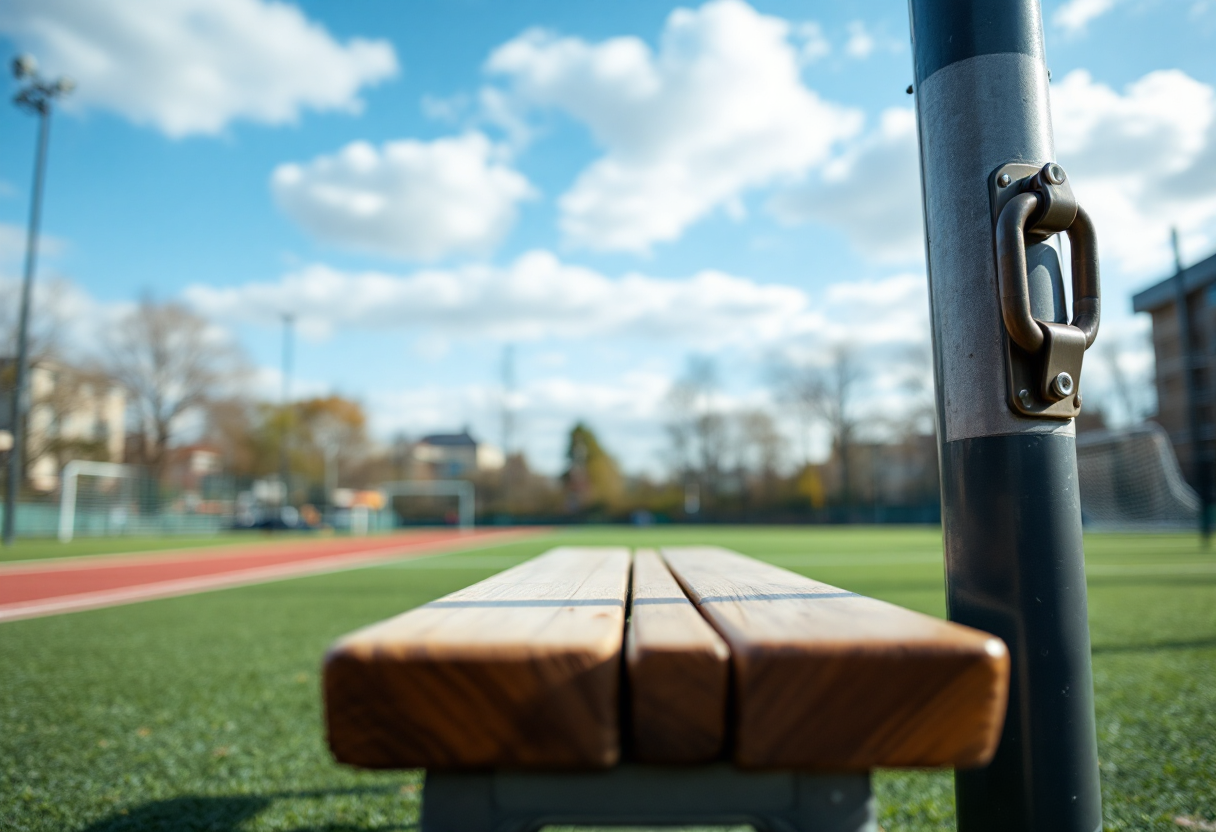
[378,480,475,530]
[58,460,136,543]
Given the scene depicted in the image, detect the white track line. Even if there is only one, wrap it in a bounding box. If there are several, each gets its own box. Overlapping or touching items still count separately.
[0,530,542,623]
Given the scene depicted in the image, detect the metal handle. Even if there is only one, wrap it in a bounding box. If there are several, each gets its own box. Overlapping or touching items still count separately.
[995,169,1101,355]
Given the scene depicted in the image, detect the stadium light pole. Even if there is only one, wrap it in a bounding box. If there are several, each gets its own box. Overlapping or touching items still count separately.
[280,313,295,507]
[3,55,73,547]
[907,3,1102,831]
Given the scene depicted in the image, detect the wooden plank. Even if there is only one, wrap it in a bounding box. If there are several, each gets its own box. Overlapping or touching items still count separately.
[324,546,630,770]
[626,549,730,763]
[662,546,1009,771]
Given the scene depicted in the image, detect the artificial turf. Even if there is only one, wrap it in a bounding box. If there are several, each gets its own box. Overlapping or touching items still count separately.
[1,526,1214,831]
[0,532,335,564]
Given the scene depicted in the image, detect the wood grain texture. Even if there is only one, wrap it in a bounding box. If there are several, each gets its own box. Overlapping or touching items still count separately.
[324,546,630,770]
[662,546,1010,771]
[626,549,730,763]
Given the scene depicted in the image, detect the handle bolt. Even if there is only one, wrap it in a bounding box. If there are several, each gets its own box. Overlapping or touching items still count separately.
[1052,372,1075,398]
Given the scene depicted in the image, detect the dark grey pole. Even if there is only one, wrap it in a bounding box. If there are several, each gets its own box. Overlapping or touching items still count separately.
[1171,229,1209,545]
[4,87,52,546]
[907,2,1102,831]
[280,313,294,507]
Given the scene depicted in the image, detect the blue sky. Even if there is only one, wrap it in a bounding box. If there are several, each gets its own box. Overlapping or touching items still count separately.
[1,0,1214,473]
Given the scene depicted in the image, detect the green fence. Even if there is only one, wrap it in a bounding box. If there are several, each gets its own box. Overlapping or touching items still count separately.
[0,503,229,539]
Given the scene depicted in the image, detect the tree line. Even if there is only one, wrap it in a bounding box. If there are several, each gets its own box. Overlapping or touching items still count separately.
[2,291,944,522]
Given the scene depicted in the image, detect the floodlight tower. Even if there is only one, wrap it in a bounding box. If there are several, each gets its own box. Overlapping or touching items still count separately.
[907,1,1102,830]
[279,313,295,507]
[4,55,74,547]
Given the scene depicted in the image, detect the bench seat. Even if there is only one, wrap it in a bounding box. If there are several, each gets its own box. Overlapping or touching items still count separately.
[323,546,1009,772]
[325,547,630,769]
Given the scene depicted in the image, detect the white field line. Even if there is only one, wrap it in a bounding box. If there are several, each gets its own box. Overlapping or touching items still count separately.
[0,530,542,623]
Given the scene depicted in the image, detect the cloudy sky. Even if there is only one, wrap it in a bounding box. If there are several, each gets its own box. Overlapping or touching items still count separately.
[1,0,1213,473]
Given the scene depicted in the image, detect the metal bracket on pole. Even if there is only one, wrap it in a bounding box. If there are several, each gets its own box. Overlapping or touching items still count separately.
[990,162,1101,420]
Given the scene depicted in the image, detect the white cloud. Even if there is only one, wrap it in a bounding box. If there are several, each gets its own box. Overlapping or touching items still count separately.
[793,22,831,63]
[843,21,876,59]
[1054,0,1118,35]
[420,93,470,125]
[1052,68,1216,274]
[0,221,68,266]
[369,369,676,474]
[184,249,824,347]
[485,0,863,252]
[767,108,923,263]
[271,133,535,261]
[0,0,397,137]
[767,67,1216,275]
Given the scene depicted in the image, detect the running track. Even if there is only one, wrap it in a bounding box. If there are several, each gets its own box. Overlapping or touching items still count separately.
[0,528,545,623]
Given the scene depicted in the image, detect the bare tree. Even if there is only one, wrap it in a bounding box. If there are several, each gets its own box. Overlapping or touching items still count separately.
[0,276,72,365]
[735,408,786,502]
[2,278,117,487]
[664,356,727,506]
[782,344,865,503]
[104,299,247,476]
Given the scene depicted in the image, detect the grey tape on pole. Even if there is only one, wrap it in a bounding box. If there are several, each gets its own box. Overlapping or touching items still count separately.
[916,51,1074,443]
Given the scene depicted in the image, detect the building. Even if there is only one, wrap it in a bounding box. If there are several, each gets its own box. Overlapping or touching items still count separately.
[410,430,504,479]
[0,358,126,492]
[1131,249,1216,488]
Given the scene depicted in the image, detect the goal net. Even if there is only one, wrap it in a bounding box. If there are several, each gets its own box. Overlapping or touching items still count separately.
[1076,422,1200,530]
[57,461,230,541]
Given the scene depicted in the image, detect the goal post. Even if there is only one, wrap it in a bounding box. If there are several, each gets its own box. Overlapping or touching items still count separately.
[58,460,136,543]
[1077,423,1200,528]
[378,480,475,531]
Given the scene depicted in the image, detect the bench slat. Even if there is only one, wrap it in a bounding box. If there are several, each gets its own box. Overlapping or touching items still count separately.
[626,549,730,763]
[662,546,1009,770]
[324,546,630,770]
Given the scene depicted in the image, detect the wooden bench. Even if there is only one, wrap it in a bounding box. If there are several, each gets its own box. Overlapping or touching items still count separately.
[323,546,1010,832]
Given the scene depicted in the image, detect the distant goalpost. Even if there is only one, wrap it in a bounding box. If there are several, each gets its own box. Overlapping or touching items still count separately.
[1076,423,1200,529]
[378,480,475,531]
[58,460,139,543]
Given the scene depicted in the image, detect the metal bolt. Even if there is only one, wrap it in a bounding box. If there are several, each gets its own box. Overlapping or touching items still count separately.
[1018,388,1032,407]
[906,84,913,95]
[1052,372,1074,398]
[998,173,1012,188]
[1045,163,1067,185]
[1075,392,1083,408]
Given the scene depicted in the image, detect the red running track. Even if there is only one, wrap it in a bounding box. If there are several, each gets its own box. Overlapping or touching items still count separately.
[0,528,543,623]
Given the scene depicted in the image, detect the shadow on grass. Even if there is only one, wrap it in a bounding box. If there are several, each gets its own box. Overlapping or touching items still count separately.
[1092,636,1216,655]
[80,786,414,832]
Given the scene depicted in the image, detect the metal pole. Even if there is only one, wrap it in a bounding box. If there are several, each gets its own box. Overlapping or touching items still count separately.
[3,102,51,547]
[279,313,294,507]
[907,2,1102,831]
[1172,229,1209,545]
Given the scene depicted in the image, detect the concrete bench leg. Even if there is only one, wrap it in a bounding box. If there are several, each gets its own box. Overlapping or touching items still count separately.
[420,764,876,832]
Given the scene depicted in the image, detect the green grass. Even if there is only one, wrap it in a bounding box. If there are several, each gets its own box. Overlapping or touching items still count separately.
[0,533,325,564]
[2,526,1214,831]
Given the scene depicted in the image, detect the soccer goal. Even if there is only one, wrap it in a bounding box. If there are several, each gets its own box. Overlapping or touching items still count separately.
[58,460,142,542]
[378,480,475,530]
[1076,423,1200,529]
